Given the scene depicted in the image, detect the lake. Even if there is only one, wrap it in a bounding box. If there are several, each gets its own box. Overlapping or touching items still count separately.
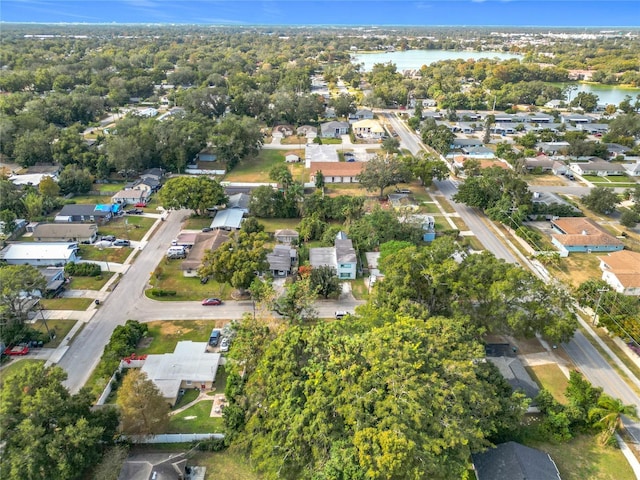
[353,49,640,106]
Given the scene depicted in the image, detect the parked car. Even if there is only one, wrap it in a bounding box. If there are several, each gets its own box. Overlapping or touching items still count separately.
[126,208,143,214]
[102,235,116,242]
[202,298,222,306]
[4,344,29,356]
[335,311,348,319]
[113,239,130,247]
[134,202,147,207]
[202,227,213,232]
[219,337,230,352]
[396,188,412,194]
[209,328,221,346]
[95,240,113,248]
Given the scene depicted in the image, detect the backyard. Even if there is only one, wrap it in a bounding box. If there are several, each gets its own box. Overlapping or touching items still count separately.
[224,150,306,183]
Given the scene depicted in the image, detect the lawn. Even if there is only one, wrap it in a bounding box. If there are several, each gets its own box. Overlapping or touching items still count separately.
[149,259,233,301]
[450,216,469,231]
[167,401,224,433]
[434,195,457,214]
[39,297,93,311]
[98,216,156,241]
[526,364,569,404]
[172,388,200,409]
[183,215,214,230]
[68,272,115,290]
[418,202,441,214]
[0,359,45,386]
[78,245,132,263]
[31,319,77,347]
[191,449,262,480]
[349,278,370,301]
[547,252,602,289]
[462,235,485,251]
[583,175,637,184]
[95,182,126,192]
[254,217,301,233]
[224,150,304,182]
[525,434,635,480]
[137,320,227,355]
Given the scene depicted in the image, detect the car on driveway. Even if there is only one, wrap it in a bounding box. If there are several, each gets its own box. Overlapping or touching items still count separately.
[101,235,116,242]
[134,202,147,207]
[126,208,143,215]
[202,227,213,232]
[4,344,29,356]
[219,337,230,352]
[113,239,131,247]
[202,298,222,306]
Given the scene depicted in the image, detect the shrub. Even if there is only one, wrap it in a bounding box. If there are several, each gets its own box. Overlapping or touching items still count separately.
[196,437,227,451]
[65,261,102,277]
[150,289,177,297]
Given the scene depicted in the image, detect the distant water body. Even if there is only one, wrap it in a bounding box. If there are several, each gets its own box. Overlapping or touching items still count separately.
[352,49,521,71]
[353,49,639,105]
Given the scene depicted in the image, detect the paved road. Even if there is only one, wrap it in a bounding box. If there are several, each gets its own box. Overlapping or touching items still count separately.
[59,209,189,392]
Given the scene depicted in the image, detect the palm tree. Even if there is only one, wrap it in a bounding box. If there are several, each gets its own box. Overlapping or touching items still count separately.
[588,394,637,445]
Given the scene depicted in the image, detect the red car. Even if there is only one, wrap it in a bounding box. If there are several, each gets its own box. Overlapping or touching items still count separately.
[4,344,29,356]
[135,202,147,208]
[202,298,222,306]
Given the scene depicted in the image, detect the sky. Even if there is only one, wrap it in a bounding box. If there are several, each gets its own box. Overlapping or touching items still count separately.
[1,0,640,27]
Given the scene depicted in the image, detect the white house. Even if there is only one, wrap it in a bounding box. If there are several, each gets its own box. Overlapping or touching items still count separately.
[570,160,626,176]
[111,188,150,205]
[309,162,363,184]
[598,250,640,296]
[320,121,349,138]
[352,119,385,139]
[622,162,640,177]
[0,242,79,266]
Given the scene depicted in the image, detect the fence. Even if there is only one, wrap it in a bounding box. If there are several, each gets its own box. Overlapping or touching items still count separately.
[95,359,146,405]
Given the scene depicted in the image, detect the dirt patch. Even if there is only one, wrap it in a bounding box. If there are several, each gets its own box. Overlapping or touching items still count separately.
[137,337,153,349]
[509,336,547,355]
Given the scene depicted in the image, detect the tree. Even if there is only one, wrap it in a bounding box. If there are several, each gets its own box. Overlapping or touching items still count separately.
[421,122,455,155]
[314,170,325,190]
[198,231,269,293]
[57,165,93,195]
[581,186,619,215]
[0,265,47,344]
[211,115,263,170]
[310,266,341,299]
[269,163,293,189]
[0,363,118,480]
[116,369,170,436]
[356,154,412,198]
[571,92,599,112]
[381,136,400,154]
[0,209,17,236]
[39,175,60,199]
[158,176,227,216]
[589,394,636,445]
[407,155,449,186]
[274,275,318,324]
[620,209,639,229]
[13,128,54,167]
[248,185,284,218]
[22,190,43,219]
[330,93,356,118]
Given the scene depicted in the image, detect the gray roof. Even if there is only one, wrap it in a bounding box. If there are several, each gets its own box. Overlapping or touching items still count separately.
[118,452,187,480]
[227,192,251,211]
[473,442,561,480]
[267,245,296,272]
[33,223,97,239]
[210,209,244,230]
[57,204,112,217]
[488,356,540,400]
[0,242,78,262]
[336,238,357,263]
[453,138,484,147]
[309,247,337,269]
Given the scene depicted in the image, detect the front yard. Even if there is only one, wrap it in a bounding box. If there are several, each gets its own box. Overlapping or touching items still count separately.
[78,245,132,263]
[30,319,77,347]
[68,272,115,290]
[137,320,227,355]
[39,297,93,311]
[98,215,156,241]
[149,259,232,301]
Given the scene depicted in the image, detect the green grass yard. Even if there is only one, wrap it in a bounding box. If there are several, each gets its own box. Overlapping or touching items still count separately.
[167,401,224,433]
[137,320,226,355]
[39,297,93,311]
[191,449,262,480]
[68,272,115,290]
[526,363,569,404]
[78,245,132,264]
[31,319,77,347]
[224,150,288,182]
[148,259,232,301]
[98,216,156,242]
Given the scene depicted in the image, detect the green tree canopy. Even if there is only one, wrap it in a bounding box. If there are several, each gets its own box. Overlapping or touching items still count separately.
[158,176,227,215]
[356,154,412,199]
[581,186,619,215]
[116,369,170,436]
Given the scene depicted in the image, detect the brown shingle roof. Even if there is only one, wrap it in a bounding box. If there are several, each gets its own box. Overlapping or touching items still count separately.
[551,217,623,247]
[552,217,606,235]
[310,162,364,176]
[597,250,640,274]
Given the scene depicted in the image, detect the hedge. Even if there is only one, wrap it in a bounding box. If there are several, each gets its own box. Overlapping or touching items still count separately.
[65,261,102,277]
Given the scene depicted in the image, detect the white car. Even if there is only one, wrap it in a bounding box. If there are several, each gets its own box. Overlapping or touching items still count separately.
[219,337,230,352]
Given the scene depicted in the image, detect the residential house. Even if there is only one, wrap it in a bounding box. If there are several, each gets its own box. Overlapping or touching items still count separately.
[140,341,221,406]
[141,168,165,182]
[545,99,564,109]
[324,107,336,119]
[473,442,562,480]
[38,267,66,297]
[536,141,571,155]
[350,108,374,121]
[527,112,554,123]
[523,156,555,173]
[552,161,568,175]
[210,209,244,230]
[458,122,481,134]
[579,123,609,135]
[309,162,363,184]
[135,176,162,193]
[562,113,591,124]
[55,204,117,224]
[605,143,631,159]
[32,223,98,243]
[273,125,294,137]
[598,250,640,296]
[569,160,626,176]
[550,217,624,256]
[451,138,484,149]
[296,125,317,137]
[118,452,189,480]
[274,229,299,244]
[267,245,297,277]
[180,230,228,277]
[285,154,301,163]
[227,193,251,215]
[320,121,349,138]
[352,119,385,139]
[309,231,357,280]
[111,188,150,205]
[0,242,79,266]
[622,162,640,177]
[8,173,57,187]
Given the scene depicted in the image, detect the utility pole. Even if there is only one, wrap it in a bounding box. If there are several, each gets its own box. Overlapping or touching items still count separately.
[592,288,609,326]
